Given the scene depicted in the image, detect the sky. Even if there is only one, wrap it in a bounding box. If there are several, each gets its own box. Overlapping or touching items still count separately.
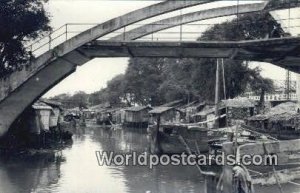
[42,0,300,97]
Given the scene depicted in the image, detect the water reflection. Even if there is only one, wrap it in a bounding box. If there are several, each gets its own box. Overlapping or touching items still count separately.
[0,151,64,193]
[1,125,298,193]
[90,126,204,193]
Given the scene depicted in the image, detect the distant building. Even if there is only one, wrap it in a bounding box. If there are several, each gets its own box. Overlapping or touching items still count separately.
[244,80,298,102]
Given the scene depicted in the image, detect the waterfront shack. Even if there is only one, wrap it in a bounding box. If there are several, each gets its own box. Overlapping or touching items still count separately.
[96,107,122,125]
[149,107,182,125]
[30,102,53,133]
[123,106,152,127]
[246,102,300,139]
[117,108,127,124]
[221,97,256,125]
[179,101,206,122]
[82,109,95,119]
[192,105,216,129]
[108,107,123,124]
[41,99,63,128]
[96,109,111,125]
[190,104,227,129]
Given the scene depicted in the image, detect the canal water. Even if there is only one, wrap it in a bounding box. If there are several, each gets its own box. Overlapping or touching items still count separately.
[1,124,300,193]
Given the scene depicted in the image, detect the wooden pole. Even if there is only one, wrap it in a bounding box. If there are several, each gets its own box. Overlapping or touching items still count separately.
[215,59,220,128]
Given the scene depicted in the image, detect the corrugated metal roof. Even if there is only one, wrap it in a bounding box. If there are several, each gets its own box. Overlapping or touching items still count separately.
[193,108,215,116]
[125,106,152,112]
[222,97,255,108]
[192,104,225,117]
[90,104,107,111]
[247,115,269,121]
[159,99,184,107]
[149,107,174,114]
[32,102,53,110]
[40,99,62,107]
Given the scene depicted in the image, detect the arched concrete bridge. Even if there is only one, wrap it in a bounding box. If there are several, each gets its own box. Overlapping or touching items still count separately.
[0,0,299,136]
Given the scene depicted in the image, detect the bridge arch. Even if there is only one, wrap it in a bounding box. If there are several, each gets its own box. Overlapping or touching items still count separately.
[110,2,267,41]
[0,1,299,136]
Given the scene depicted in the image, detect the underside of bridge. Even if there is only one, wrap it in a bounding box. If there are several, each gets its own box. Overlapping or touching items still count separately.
[0,0,299,136]
[81,38,300,73]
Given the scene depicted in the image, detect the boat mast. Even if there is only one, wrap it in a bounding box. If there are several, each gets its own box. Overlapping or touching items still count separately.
[214,59,220,128]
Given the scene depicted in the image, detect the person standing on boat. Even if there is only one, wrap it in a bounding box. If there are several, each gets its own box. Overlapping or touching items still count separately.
[270,23,285,38]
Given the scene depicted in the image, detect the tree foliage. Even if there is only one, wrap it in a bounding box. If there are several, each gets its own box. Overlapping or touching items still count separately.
[0,0,51,77]
[113,12,276,105]
[49,91,88,109]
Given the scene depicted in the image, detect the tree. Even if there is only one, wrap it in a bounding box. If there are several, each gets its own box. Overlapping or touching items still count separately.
[124,58,165,106]
[121,12,276,104]
[0,0,51,77]
[71,91,89,109]
[159,58,197,103]
[50,91,89,109]
[200,12,277,41]
[105,74,128,106]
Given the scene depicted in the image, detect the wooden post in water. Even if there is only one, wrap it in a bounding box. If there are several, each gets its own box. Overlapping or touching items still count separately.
[214,59,220,128]
[151,115,161,154]
[204,175,218,193]
[222,142,234,193]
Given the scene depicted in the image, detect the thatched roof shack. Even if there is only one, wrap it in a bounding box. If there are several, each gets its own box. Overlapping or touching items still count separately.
[149,107,182,124]
[246,102,300,136]
[124,106,152,127]
[248,102,298,121]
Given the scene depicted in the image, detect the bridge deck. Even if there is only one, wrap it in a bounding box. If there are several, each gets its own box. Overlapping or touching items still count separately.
[80,37,300,72]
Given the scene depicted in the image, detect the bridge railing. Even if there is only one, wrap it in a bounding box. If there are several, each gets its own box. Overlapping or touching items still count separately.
[25,15,300,57]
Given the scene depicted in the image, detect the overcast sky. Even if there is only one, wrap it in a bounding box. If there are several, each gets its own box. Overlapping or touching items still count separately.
[43,0,300,97]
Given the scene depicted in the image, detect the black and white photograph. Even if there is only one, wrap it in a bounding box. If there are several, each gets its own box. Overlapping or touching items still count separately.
[0,0,300,192]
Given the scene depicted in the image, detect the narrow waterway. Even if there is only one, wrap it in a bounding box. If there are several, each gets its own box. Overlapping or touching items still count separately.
[0,125,203,193]
[1,124,300,193]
